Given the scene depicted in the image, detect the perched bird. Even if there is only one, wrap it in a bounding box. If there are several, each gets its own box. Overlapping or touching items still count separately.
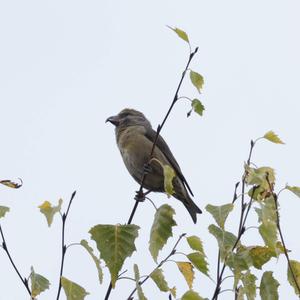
[106,108,202,223]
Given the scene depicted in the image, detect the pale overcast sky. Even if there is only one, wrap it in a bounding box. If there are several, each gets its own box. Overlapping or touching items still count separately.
[1,0,300,299]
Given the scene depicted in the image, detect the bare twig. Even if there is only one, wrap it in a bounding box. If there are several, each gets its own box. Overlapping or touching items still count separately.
[104,47,199,300]
[0,224,32,298]
[55,190,76,300]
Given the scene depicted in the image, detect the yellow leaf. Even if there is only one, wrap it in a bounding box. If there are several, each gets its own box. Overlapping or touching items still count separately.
[263,131,284,144]
[169,286,176,297]
[38,201,51,210]
[167,26,189,43]
[163,165,175,197]
[38,199,63,227]
[176,261,194,289]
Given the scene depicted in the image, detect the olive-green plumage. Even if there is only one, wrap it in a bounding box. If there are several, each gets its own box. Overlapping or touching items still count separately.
[106,108,202,223]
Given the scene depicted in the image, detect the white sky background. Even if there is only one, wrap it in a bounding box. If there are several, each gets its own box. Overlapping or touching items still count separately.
[0,0,300,299]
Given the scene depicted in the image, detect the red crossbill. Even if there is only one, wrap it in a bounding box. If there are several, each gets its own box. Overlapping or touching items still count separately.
[106,108,202,223]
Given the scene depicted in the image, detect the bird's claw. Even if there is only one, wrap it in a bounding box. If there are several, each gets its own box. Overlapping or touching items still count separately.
[134,190,146,202]
[143,163,152,174]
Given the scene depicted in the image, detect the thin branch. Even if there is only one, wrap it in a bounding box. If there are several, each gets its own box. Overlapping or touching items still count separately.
[266,175,300,295]
[211,140,256,300]
[126,234,186,300]
[0,224,32,298]
[216,251,220,287]
[55,191,76,300]
[104,47,199,300]
[137,47,199,198]
[247,140,255,165]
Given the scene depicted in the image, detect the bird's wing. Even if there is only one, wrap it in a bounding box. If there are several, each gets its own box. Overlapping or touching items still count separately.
[145,128,194,196]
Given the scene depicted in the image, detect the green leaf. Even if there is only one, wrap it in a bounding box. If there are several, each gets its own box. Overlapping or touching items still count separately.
[167,26,189,43]
[233,271,242,290]
[89,224,139,288]
[208,224,238,260]
[163,165,175,197]
[150,268,169,292]
[259,271,279,300]
[286,185,300,198]
[30,267,50,298]
[287,260,300,295]
[0,206,9,219]
[176,261,194,289]
[249,246,274,269]
[259,221,277,250]
[241,271,257,300]
[190,70,204,93]
[187,252,209,277]
[186,236,204,254]
[0,179,22,189]
[205,203,234,229]
[263,131,284,144]
[248,186,266,201]
[134,264,148,300]
[80,239,103,284]
[226,246,253,271]
[191,99,205,116]
[149,204,176,262]
[245,165,275,189]
[38,199,63,227]
[255,196,277,224]
[181,290,205,300]
[61,277,89,300]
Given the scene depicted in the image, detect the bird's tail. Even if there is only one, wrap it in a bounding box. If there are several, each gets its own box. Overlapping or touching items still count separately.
[182,196,202,224]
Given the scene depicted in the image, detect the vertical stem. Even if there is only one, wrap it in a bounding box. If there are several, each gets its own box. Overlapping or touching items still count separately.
[55,191,76,300]
[211,140,256,300]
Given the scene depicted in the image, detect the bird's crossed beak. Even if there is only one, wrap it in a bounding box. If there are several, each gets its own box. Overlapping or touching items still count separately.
[105,115,120,126]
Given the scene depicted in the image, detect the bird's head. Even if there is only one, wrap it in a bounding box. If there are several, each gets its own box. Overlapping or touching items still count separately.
[106,108,151,130]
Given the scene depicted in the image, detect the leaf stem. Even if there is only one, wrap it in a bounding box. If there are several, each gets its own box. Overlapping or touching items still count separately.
[55,190,76,300]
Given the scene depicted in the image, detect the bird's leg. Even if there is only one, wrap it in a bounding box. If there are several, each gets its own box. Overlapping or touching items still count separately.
[134,189,152,202]
[143,162,153,174]
[134,190,145,202]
